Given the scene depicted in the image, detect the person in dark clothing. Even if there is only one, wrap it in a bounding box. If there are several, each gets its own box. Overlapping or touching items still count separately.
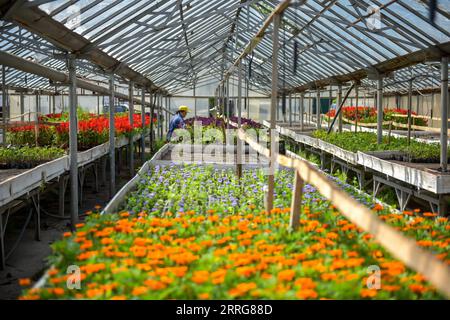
[166,105,190,142]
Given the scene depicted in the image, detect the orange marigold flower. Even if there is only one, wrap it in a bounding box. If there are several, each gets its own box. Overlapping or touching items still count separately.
[80,240,93,250]
[111,296,127,300]
[132,286,148,296]
[360,289,377,298]
[192,270,209,284]
[101,238,114,245]
[86,288,104,298]
[321,273,337,281]
[53,288,65,295]
[373,204,384,211]
[236,266,256,277]
[198,293,210,299]
[383,285,400,292]
[144,279,166,290]
[295,278,316,290]
[63,232,72,238]
[423,212,437,217]
[296,289,318,300]
[277,269,296,282]
[417,240,433,247]
[75,223,85,228]
[133,237,147,246]
[19,278,31,286]
[409,283,427,294]
[47,268,59,276]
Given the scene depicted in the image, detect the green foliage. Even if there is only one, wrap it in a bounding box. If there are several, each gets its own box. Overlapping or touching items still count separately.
[0,146,65,168]
[312,130,445,162]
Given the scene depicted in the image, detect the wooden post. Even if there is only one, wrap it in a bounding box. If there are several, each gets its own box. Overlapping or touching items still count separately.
[289,169,304,230]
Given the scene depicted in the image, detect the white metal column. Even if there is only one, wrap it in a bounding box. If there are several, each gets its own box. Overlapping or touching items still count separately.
[109,73,116,197]
[141,88,146,163]
[377,77,384,144]
[267,13,280,213]
[316,89,321,129]
[129,82,134,175]
[68,56,79,229]
[440,57,449,172]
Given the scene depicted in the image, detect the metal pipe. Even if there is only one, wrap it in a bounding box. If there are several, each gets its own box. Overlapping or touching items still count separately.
[316,89,321,129]
[440,56,449,172]
[355,84,359,133]
[377,76,384,144]
[109,73,116,197]
[20,91,24,122]
[68,56,79,230]
[337,85,342,132]
[267,13,280,213]
[141,88,145,163]
[237,59,243,178]
[52,93,56,114]
[289,94,292,127]
[149,91,154,151]
[2,65,7,145]
[194,85,197,118]
[407,79,413,145]
[226,77,230,128]
[129,82,134,175]
[300,92,304,131]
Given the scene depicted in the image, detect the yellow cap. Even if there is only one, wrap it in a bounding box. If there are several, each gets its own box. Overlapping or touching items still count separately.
[178,105,190,112]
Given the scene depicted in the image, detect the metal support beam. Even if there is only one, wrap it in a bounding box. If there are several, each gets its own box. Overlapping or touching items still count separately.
[407,79,413,145]
[68,56,79,230]
[354,85,359,133]
[2,65,7,145]
[300,93,304,131]
[289,94,292,127]
[316,89,321,129]
[194,85,197,118]
[128,82,134,175]
[141,88,146,163]
[377,76,384,144]
[20,91,24,122]
[109,73,115,197]
[267,13,280,213]
[337,85,342,132]
[237,59,243,179]
[440,56,449,172]
[149,91,154,152]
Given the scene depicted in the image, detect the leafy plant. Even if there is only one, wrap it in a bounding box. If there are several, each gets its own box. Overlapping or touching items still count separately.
[0,146,65,169]
[21,165,448,300]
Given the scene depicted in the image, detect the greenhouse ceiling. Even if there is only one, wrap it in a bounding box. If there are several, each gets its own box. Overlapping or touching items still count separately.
[0,0,449,95]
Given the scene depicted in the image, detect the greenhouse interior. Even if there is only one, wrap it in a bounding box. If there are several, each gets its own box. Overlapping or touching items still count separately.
[0,0,449,302]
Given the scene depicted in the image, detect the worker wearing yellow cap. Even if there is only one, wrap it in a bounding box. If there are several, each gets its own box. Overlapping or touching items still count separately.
[166,105,190,142]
